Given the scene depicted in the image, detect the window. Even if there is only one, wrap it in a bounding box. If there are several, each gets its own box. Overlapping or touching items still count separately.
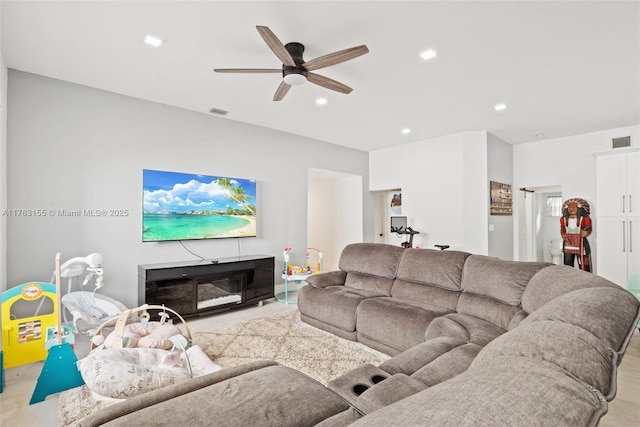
[547,196,562,217]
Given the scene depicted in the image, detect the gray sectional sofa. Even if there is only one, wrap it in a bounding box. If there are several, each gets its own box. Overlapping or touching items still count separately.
[77,243,640,427]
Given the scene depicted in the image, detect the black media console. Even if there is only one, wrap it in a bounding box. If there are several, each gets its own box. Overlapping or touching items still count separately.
[138,255,275,318]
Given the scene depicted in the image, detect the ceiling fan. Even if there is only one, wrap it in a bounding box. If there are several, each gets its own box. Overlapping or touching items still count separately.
[214,26,369,101]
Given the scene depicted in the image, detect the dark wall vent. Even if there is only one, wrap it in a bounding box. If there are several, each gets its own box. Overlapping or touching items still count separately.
[612,136,631,149]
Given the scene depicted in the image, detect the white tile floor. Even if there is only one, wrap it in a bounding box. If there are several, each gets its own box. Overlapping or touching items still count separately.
[0,299,297,427]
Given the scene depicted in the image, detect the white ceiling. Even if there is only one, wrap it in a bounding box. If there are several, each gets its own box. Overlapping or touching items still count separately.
[2,1,639,152]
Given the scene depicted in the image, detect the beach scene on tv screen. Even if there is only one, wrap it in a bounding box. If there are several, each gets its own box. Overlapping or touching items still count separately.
[143,169,257,241]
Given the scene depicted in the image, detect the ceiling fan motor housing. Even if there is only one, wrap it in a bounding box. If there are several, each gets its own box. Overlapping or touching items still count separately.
[283,42,308,83]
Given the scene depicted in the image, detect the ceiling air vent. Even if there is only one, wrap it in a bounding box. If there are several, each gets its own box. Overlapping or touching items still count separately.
[612,136,631,149]
[209,107,228,116]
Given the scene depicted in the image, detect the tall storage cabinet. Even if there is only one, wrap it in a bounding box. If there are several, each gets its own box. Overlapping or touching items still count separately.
[595,148,640,286]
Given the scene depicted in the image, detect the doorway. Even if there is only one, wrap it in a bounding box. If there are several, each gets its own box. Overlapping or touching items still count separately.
[372,189,412,248]
[518,185,563,263]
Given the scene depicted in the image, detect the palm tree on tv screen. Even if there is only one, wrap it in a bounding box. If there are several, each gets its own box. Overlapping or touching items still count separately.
[217,177,257,216]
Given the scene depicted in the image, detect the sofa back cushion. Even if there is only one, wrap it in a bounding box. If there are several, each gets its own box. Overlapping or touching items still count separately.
[461,256,550,306]
[396,249,470,291]
[345,273,396,296]
[391,280,460,311]
[521,265,620,314]
[339,243,404,295]
[389,249,469,310]
[522,287,640,354]
[339,243,404,278]
[472,320,615,399]
[456,293,523,331]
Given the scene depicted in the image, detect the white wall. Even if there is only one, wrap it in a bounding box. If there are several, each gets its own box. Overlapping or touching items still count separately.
[307,169,363,271]
[487,133,514,260]
[5,70,372,307]
[370,131,489,254]
[513,125,640,264]
[0,4,7,350]
[462,134,489,255]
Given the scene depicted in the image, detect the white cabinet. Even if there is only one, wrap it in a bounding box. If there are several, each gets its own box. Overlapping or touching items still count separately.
[596,149,640,286]
[596,216,639,286]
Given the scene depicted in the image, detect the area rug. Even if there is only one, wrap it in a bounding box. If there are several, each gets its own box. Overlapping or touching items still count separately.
[58,310,389,426]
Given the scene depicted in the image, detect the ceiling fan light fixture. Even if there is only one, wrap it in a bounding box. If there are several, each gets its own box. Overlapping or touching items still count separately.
[283,73,306,86]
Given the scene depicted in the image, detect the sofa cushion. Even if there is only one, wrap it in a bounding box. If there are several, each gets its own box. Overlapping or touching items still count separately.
[345,272,395,296]
[356,297,452,355]
[461,255,550,306]
[456,293,523,331]
[391,279,460,311]
[298,285,381,333]
[425,313,506,347]
[395,249,470,291]
[379,336,466,376]
[314,409,362,427]
[521,265,620,314]
[339,243,404,279]
[411,341,483,387]
[522,287,640,354]
[350,357,607,427]
[76,361,350,427]
[472,320,615,399]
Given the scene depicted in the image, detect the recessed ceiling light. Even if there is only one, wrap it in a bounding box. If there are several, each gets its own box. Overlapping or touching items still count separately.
[401,128,411,134]
[143,34,164,48]
[315,98,328,106]
[494,103,507,111]
[420,49,437,60]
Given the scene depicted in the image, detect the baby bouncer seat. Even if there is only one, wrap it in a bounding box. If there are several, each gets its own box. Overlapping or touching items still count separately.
[79,304,221,400]
[57,253,128,335]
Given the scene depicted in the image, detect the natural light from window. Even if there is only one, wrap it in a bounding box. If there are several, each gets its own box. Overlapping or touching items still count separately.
[547,196,562,217]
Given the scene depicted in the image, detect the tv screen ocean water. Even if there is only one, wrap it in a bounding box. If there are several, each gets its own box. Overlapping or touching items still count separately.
[143,169,257,241]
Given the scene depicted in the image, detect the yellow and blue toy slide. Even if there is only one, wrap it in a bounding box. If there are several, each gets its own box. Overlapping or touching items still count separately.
[1,281,75,394]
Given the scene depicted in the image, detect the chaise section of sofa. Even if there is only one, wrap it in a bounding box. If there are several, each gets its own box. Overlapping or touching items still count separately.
[74,360,352,427]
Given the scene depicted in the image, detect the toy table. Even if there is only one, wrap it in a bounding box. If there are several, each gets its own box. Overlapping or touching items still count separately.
[277,247,323,304]
[276,272,313,304]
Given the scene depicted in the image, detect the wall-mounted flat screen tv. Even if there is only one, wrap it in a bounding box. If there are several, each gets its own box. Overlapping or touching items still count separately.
[143,169,257,242]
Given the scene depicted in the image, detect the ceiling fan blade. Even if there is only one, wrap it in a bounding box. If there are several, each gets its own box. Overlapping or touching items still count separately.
[307,72,353,94]
[256,26,296,67]
[214,68,282,73]
[302,45,369,72]
[273,81,292,101]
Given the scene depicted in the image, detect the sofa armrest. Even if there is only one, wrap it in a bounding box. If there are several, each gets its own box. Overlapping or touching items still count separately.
[306,270,347,288]
[356,374,427,414]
